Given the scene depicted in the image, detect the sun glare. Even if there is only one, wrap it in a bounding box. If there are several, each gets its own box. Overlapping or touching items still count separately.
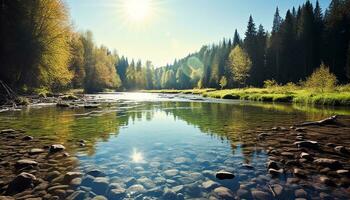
[123,0,151,22]
[131,148,144,163]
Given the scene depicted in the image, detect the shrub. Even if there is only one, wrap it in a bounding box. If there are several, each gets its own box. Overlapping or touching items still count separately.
[305,63,337,92]
[263,79,279,88]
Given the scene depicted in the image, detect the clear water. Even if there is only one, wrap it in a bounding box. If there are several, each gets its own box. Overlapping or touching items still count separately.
[1,93,349,199]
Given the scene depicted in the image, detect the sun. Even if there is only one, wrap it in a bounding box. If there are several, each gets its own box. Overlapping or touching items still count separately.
[123,0,152,22]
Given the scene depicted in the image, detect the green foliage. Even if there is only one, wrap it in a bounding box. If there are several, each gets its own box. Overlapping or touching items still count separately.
[263,79,279,88]
[304,63,337,92]
[219,76,228,89]
[229,46,252,86]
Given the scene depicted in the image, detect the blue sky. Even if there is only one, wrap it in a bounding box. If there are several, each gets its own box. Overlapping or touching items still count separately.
[66,0,330,67]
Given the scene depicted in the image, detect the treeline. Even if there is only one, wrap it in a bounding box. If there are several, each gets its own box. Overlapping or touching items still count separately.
[156,0,350,89]
[1,0,350,93]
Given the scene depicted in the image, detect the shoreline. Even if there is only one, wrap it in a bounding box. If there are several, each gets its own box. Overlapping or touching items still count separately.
[142,88,350,107]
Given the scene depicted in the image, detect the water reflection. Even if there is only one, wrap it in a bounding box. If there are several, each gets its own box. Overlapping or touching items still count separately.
[0,95,349,199]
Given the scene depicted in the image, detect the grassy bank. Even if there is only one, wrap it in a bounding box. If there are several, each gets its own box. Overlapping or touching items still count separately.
[143,85,350,106]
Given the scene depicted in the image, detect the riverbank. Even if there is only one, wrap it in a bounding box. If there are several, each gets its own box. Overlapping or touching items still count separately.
[143,86,350,106]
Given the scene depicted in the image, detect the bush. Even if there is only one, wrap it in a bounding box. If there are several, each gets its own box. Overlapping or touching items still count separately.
[263,79,279,88]
[305,63,337,92]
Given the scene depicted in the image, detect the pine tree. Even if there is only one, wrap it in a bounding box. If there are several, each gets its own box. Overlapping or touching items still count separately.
[233,29,242,47]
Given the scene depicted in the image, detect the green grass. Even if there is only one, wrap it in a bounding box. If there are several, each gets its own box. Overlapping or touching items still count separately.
[142,85,350,106]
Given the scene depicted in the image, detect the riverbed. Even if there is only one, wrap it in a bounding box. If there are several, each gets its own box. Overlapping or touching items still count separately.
[0,92,349,200]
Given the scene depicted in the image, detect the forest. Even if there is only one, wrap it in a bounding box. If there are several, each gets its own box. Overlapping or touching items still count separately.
[1,0,350,94]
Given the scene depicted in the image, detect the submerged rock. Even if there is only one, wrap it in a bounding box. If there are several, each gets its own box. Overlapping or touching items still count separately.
[267,160,280,170]
[269,168,284,177]
[86,169,106,177]
[335,146,350,155]
[91,177,109,195]
[28,148,45,155]
[202,180,220,190]
[108,188,126,200]
[251,190,272,200]
[213,187,234,199]
[163,169,179,177]
[294,141,319,149]
[215,171,234,180]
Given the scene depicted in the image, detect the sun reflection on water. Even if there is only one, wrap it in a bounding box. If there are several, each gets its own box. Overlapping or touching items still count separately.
[131,148,144,163]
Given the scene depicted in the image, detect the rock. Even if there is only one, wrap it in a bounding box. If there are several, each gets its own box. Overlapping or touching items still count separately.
[49,144,65,153]
[87,169,106,177]
[300,152,313,161]
[241,164,254,170]
[336,169,350,176]
[66,190,86,200]
[91,177,109,195]
[6,172,36,195]
[319,176,336,186]
[15,159,38,169]
[202,180,220,190]
[215,171,234,180]
[81,175,95,187]
[145,186,163,197]
[236,189,250,199]
[267,161,280,170]
[294,189,307,198]
[163,169,179,177]
[314,158,342,169]
[124,177,137,187]
[281,152,294,158]
[0,196,15,200]
[47,171,61,181]
[294,141,319,149]
[213,187,234,199]
[174,157,189,164]
[91,196,107,200]
[70,178,82,187]
[0,129,15,134]
[271,184,283,197]
[64,172,83,183]
[171,185,184,193]
[293,168,308,178]
[163,188,177,200]
[268,168,283,177]
[108,188,126,200]
[137,177,155,189]
[127,184,145,195]
[251,190,272,200]
[29,148,45,155]
[22,136,34,141]
[258,133,269,139]
[335,146,350,154]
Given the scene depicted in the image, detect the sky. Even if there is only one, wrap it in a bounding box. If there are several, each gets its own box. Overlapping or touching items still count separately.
[66,0,331,67]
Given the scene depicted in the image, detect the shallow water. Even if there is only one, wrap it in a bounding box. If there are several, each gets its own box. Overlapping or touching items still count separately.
[1,92,350,199]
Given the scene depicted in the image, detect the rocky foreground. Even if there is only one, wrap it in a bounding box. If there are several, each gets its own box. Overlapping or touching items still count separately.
[0,115,349,200]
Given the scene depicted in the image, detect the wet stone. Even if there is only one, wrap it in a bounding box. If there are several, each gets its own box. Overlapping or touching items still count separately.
[86,169,106,177]
[91,177,109,195]
[127,184,145,196]
[294,189,307,198]
[49,144,65,153]
[15,159,38,169]
[294,140,319,149]
[267,160,279,170]
[213,187,234,199]
[215,171,234,180]
[66,190,86,200]
[251,190,272,200]
[6,172,36,195]
[91,196,107,200]
[269,168,283,177]
[300,152,313,161]
[163,169,179,177]
[108,188,126,200]
[314,158,342,169]
[336,169,350,177]
[319,176,336,186]
[334,146,349,155]
[22,136,34,141]
[293,168,308,178]
[202,180,220,190]
[28,148,45,155]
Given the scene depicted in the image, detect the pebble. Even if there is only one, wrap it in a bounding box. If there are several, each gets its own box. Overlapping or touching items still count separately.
[294,140,319,149]
[251,189,272,200]
[314,158,342,169]
[15,159,38,169]
[202,180,220,190]
[163,169,179,177]
[6,172,36,195]
[213,187,234,199]
[49,144,66,153]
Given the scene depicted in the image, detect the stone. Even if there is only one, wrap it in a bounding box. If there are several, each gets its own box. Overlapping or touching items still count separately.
[241,163,254,170]
[137,177,155,189]
[163,188,177,200]
[15,159,38,169]
[300,152,313,161]
[22,136,34,141]
[314,158,342,169]
[0,196,15,200]
[124,177,136,187]
[281,152,294,158]
[202,180,220,190]
[49,144,65,153]
[66,190,86,200]
[91,177,109,195]
[335,146,350,154]
[267,161,279,170]
[64,172,83,183]
[171,185,184,193]
[173,157,189,164]
[108,188,126,200]
[87,169,106,177]
[0,129,15,134]
[293,168,307,178]
[294,141,319,149]
[6,172,36,195]
[319,176,336,186]
[294,189,307,198]
[268,168,283,177]
[81,175,95,187]
[251,190,272,200]
[271,184,283,197]
[127,184,145,195]
[337,169,350,176]
[236,189,250,199]
[70,178,82,187]
[91,196,107,200]
[163,169,179,177]
[29,148,45,155]
[215,171,234,180]
[184,182,201,196]
[47,171,61,181]
[213,187,234,199]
